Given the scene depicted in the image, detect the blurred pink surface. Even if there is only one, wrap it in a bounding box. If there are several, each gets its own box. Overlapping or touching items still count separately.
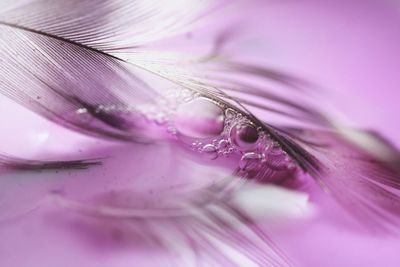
[1,0,400,266]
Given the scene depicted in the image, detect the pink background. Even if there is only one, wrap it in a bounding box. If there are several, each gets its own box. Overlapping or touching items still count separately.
[1,0,400,266]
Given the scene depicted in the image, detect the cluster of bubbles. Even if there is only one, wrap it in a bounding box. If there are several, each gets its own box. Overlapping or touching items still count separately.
[143,89,201,133]
[191,139,235,160]
[171,96,297,173]
[74,92,297,175]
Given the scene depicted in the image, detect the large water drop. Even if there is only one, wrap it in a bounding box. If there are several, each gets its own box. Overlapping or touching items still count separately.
[175,97,225,139]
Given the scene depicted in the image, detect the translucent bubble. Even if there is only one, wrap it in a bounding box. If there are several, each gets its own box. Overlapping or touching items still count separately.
[264,141,282,156]
[71,108,93,124]
[264,152,292,171]
[239,152,263,171]
[201,144,218,160]
[217,139,229,149]
[225,108,236,118]
[230,123,259,151]
[175,97,225,139]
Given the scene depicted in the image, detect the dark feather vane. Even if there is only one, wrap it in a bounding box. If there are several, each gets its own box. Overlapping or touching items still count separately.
[0,153,101,171]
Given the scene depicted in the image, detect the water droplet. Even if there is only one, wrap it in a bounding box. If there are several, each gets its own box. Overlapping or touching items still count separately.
[218,139,229,149]
[239,152,263,171]
[175,97,225,139]
[230,123,259,151]
[225,108,236,118]
[202,144,216,152]
[72,108,93,124]
[201,144,218,160]
[76,108,88,114]
[264,141,282,156]
[263,152,291,171]
[167,125,176,133]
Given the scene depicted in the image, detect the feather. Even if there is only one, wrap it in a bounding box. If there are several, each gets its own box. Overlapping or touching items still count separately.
[0,1,300,266]
[278,127,400,232]
[0,153,101,171]
[1,1,400,266]
[51,177,295,267]
[0,23,156,140]
[0,0,223,141]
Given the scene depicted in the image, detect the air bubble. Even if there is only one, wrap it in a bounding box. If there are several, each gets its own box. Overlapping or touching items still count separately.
[264,141,282,156]
[225,108,236,118]
[218,139,229,149]
[201,144,218,160]
[191,141,199,147]
[263,152,291,171]
[239,152,263,171]
[175,97,225,139]
[73,108,93,124]
[230,123,259,151]
[76,108,88,114]
[166,125,176,134]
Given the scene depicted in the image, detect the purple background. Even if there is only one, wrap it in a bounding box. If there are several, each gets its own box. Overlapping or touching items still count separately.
[1,0,400,266]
